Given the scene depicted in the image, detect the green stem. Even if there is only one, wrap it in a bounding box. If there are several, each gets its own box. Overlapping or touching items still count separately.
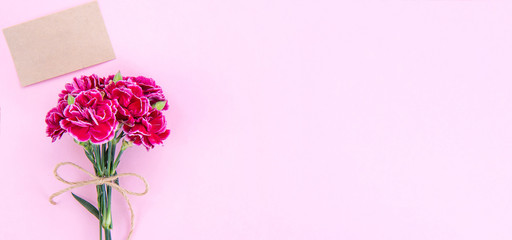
[110,141,117,175]
[94,145,103,176]
[97,184,103,240]
[115,131,125,143]
[101,143,112,229]
[92,143,112,240]
[93,144,104,237]
[89,136,127,240]
[99,220,103,240]
[113,149,124,173]
[102,144,107,168]
[107,142,112,177]
[105,227,111,240]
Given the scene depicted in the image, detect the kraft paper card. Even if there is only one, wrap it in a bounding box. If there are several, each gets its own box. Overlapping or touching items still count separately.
[3,1,115,86]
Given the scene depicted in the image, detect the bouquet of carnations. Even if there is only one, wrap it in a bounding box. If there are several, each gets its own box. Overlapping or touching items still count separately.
[45,72,170,240]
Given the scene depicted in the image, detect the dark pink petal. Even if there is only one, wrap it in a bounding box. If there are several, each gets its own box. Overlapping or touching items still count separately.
[45,105,66,142]
[68,125,91,142]
[90,122,116,143]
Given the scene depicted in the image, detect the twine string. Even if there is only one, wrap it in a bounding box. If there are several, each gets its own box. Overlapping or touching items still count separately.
[49,162,149,240]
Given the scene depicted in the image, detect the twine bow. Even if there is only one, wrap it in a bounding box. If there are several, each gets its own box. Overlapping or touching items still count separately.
[49,162,149,240]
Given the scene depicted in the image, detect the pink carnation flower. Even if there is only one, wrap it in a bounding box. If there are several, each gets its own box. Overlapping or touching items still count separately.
[104,80,150,126]
[123,108,170,149]
[59,74,107,101]
[60,89,118,144]
[127,76,169,110]
[45,100,68,142]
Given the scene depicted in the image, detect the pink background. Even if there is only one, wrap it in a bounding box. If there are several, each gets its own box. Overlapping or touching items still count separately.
[2,0,512,239]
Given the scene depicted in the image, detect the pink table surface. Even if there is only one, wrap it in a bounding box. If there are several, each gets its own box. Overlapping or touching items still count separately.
[2,0,512,239]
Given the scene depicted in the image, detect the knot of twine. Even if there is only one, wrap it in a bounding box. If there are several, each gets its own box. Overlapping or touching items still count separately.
[49,162,149,240]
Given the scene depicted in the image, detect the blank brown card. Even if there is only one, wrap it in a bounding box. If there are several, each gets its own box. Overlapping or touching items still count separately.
[3,1,115,86]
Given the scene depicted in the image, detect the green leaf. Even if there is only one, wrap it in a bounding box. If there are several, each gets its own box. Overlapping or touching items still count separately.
[71,192,99,220]
[67,95,75,105]
[152,100,167,111]
[113,71,122,83]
